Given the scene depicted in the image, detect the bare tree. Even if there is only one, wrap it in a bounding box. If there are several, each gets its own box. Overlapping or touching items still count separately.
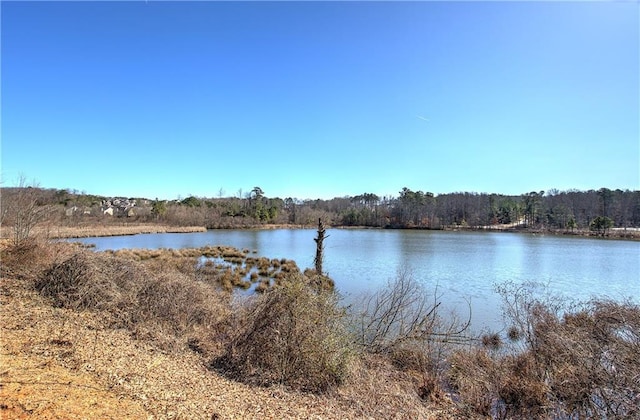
[313,218,327,275]
[3,176,54,244]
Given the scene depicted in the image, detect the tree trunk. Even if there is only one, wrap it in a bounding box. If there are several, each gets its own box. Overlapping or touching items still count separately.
[314,218,326,275]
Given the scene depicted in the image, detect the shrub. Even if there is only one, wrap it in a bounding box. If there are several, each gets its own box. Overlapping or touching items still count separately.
[534,299,640,418]
[214,274,353,392]
[450,282,640,419]
[351,267,471,403]
[449,348,496,417]
[481,333,502,351]
[32,245,229,352]
[496,353,547,418]
[353,267,468,352]
[0,238,77,281]
[134,272,227,333]
[35,252,131,312]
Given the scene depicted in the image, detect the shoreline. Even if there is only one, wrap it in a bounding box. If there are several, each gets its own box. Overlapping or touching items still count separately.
[2,222,638,241]
[441,225,640,240]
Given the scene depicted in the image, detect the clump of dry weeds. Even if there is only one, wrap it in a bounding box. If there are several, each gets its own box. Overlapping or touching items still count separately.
[449,283,640,419]
[0,238,78,281]
[350,267,472,406]
[335,352,459,419]
[22,242,230,354]
[214,274,353,393]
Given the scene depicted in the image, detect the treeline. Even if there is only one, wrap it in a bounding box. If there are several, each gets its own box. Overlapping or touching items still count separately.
[2,185,639,233]
[334,188,640,231]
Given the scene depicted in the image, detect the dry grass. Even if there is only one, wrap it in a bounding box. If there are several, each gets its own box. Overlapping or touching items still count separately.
[214,275,353,393]
[348,354,461,419]
[0,237,77,281]
[0,298,151,419]
[3,241,229,354]
[0,279,353,419]
[449,285,640,419]
[6,240,637,419]
[32,224,207,239]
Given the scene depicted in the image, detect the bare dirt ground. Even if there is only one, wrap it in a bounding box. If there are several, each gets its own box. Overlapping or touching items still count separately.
[0,277,340,419]
[0,274,460,419]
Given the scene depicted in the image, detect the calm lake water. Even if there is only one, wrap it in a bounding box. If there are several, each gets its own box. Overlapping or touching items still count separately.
[74,229,639,332]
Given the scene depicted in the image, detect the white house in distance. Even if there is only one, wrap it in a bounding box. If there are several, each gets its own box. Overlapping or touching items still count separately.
[101,198,136,217]
[64,197,138,217]
[64,206,93,217]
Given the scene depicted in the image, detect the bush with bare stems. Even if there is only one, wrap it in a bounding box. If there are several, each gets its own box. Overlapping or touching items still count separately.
[352,267,471,402]
[214,274,353,392]
[449,281,640,419]
[1,177,57,245]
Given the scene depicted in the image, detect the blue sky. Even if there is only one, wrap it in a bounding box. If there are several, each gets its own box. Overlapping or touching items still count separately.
[2,1,638,200]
